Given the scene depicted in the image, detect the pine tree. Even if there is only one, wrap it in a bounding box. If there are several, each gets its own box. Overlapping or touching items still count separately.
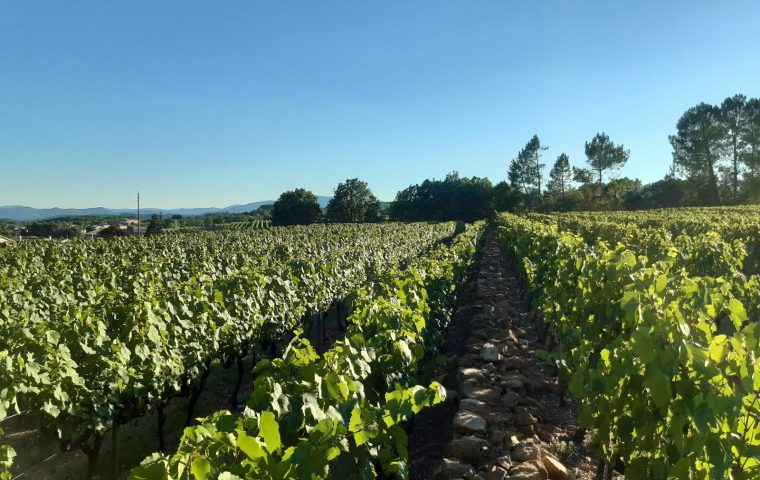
[584,132,629,187]
[508,135,546,208]
[547,153,572,198]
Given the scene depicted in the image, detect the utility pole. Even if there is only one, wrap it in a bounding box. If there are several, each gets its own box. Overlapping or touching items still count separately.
[137,191,140,236]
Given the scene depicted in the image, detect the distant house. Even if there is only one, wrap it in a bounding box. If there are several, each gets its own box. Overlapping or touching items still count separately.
[95,225,129,238]
[83,225,112,238]
[84,224,146,238]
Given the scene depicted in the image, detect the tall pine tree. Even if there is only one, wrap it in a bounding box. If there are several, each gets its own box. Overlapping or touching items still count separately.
[669,103,725,205]
[584,132,629,187]
[508,135,546,208]
[547,153,572,198]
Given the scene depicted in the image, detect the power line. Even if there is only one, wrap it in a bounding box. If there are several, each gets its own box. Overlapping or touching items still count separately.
[11,453,57,480]
[0,411,28,423]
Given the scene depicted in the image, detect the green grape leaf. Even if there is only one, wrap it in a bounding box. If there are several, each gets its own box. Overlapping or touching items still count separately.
[259,411,281,453]
[644,370,672,409]
[130,454,169,480]
[237,431,265,460]
[632,328,656,365]
[727,298,747,327]
[190,456,211,480]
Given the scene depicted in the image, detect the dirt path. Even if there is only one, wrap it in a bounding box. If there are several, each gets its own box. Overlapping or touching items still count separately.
[410,234,600,480]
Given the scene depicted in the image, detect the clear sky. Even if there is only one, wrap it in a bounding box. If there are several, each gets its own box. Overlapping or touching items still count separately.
[1,1,759,208]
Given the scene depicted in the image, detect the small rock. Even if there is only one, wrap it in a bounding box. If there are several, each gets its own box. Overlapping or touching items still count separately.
[460,398,490,415]
[504,434,520,448]
[446,389,459,402]
[507,329,519,343]
[485,327,505,339]
[482,362,497,373]
[508,461,548,480]
[540,424,561,436]
[503,379,524,390]
[518,425,536,437]
[489,429,507,446]
[514,407,537,426]
[453,410,487,434]
[482,345,503,362]
[526,379,555,393]
[434,458,477,479]
[506,474,543,480]
[458,354,481,367]
[478,465,508,480]
[446,435,489,463]
[463,385,501,403]
[500,357,524,371]
[502,390,520,407]
[496,455,513,470]
[542,453,574,480]
[472,330,488,341]
[536,426,553,443]
[511,441,542,462]
[518,395,545,412]
[460,367,486,381]
[494,412,515,425]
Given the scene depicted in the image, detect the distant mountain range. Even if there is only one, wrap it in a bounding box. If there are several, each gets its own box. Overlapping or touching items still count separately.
[0,197,332,222]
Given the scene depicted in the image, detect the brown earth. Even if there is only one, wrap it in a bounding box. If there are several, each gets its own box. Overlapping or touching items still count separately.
[409,234,607,480]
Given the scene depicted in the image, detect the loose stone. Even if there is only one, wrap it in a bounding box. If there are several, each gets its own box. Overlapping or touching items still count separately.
[510,441,542,462]
[453,410,488,434]
[541,453,575,480]
[446,435,489,463]
[434,458,477,479]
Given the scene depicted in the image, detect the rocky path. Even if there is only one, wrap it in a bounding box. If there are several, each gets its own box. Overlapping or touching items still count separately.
[410,234,600,480]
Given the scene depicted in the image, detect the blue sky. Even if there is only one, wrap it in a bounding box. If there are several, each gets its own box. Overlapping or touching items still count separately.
[1,1,759,208]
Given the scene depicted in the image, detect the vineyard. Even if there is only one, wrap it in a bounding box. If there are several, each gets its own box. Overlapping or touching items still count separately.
[213,220,272,231]
[496,206,760,479]
[0,222,481,479]
[0,207,759,479]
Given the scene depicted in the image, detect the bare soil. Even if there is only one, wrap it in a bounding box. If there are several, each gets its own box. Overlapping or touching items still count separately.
[409,234,604,480]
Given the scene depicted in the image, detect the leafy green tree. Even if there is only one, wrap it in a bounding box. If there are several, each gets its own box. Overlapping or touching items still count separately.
[145,214,163,236]
[584,132,629,187]
[491,181,522,213]
[389,184,424,221]
[326,178,381,223]
[271,188,322,226]
[23,222,80,239]
[669,103,725,205]
[572,166,594,185]
[604,177,642,209]
[547,153,572,198]
[719,94,753,202]
[740,97,760,201]
[570,165,602,208]
[441,172,493,222]
[389,173,493,222]
[508,135,546,208]
[626,176,686,209]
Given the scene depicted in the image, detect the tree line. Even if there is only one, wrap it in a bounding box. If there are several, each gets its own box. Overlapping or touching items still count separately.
[271,174,519,225]
[389,92,760,220]
[271,178,382,226]
[11,93,756,234]
[670,94,760,205]
[272,93,759,226]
